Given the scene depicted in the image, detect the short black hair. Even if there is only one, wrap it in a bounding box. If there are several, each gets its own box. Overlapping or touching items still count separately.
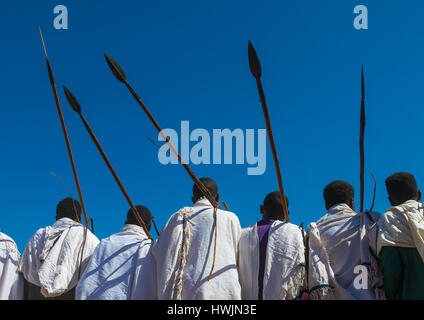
[262,191,289,219]
[323,181,354,209]
[126,205,152,231]
[386,172,418,204]
[56,198,81,222]
[193,178,218,201]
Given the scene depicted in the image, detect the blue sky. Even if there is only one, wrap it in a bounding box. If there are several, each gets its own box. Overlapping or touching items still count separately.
[1,0,424,252]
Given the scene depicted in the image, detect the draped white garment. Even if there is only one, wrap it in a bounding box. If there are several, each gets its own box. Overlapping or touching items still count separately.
[76,224,156,300]
[152,198,242,300]
[20,218,99,298]
[0,232,23,300]
[308,204,382,300]
[238,221,306,300]
[377,200,424,262]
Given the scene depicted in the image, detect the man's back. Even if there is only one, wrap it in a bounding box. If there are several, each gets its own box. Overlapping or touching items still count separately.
[152,198,242,300]
[0,232,23,300]
[238,221,306,300]
[310,204,380,300]
[76,224,155,300]
[378,200,424,300]
[20,218,99,299]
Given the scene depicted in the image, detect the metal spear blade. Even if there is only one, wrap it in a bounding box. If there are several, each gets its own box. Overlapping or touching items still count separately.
[248,41,262,80]
[63,85,82,114]
[104,53,127,83]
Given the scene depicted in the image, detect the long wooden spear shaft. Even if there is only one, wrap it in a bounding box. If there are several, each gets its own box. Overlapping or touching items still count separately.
[248,41,290,223]
[39,27,90,230]
[103,53,219,209]
[360,66,366,213]
[62,86,153,240]
[369,173,376,212]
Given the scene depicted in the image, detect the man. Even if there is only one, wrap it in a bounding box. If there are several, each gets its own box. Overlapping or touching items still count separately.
[0,231,23,299]
[307,181,382,300]
[152,177,242,300]
[76,205,156,300]
[20,198,99,300]
[238,191,306,300]
[378,172,424,300]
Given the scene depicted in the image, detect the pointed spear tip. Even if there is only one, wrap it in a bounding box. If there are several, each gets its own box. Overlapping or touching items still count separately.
[63,85,82,114]
[248,40,262,80]
[38,26,49,59]
[104,52,127,83]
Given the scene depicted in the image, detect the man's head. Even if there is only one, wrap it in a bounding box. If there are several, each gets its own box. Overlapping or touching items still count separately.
[323,181,355,211]
[126,205,152,231]
[192,177,219,204]
[385,172,421,206]
[56,198,81,222]
[260,191,289,220]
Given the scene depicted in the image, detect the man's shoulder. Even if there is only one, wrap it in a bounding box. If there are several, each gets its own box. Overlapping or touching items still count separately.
[280,222,303,234]
[272,222,304,241]
[0,232,19,250]
[241,223,256,235]
[217,208,240,222]
[29,227,48,242]
[82,228,100,245]
[0,232,15,243]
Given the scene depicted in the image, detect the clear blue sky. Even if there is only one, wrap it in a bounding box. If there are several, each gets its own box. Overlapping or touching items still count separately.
[1,0,424,252]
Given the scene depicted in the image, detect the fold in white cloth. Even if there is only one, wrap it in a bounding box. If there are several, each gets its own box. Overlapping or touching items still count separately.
[238,221,306,300]
[308,204,382,300]
[20,218,99,298]
[76,224,155,300]
[152,198,242,300]
[0,232,23,300]
[378,200,424,262]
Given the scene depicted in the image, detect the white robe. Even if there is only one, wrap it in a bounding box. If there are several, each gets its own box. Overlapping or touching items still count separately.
[20,218,99,298]
[152,198,242,300]
[238,221,306,300]
[377,200,424,261]
[76,224,156,300]
[0,232,23,300]
[307,204,382,300]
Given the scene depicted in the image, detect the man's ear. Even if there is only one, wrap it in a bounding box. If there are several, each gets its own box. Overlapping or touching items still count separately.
[260,205,264,215]
[215,193,220,203]
[418,190,422,202]
[191,196,195,204]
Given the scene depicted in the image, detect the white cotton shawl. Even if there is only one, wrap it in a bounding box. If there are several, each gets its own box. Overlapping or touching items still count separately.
[76,224,155,300]
[377,200,424,262]
[152,198,242,300]
[307,204,382,300]
[20,218,99,298]
[0,233,23,300]
[238,221,306,300]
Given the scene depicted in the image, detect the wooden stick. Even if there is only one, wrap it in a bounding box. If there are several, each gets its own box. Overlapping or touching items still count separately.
[369,173,376,212]
[104,53,220,210]
[63,86,153,240]
[38,27,90,229]
[248,41,290,223]
[360,66,366,213]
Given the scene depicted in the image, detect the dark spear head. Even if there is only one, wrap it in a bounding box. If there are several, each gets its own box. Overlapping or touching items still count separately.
[63,85,82,114]
[104,53,127,83]
[248,41,262,80]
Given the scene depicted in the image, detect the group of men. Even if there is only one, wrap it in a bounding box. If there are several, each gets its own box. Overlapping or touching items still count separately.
[1,172,424,300]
